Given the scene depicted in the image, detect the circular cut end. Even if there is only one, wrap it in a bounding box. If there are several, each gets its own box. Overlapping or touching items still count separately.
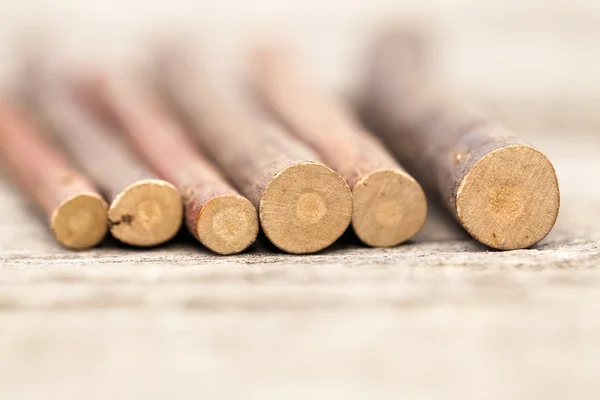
[196,195,259,255]
[51,193,109,249]
[109,179,183,247]
[260,162,353,254]
[456,145,560,250]
[352,169,427,247]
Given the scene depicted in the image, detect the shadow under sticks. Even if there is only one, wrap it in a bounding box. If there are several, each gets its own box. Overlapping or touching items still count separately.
[411,194,469,244]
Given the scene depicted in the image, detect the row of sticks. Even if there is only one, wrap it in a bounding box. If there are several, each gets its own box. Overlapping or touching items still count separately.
[0,31,560,254]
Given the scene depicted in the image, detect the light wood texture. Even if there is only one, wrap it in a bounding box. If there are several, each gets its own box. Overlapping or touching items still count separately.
[0,130,599,400]
[76,72,259,254]
[455,138,560,250]
[107,179,182,246]
[0,101,108,249]
[248,47,427,247]
[154,48,352,254]
[0,3,599,399]
[27,75,183,247]
[360,31,560,250]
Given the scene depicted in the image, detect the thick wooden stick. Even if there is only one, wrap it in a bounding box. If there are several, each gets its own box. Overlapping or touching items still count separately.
[360,30,560,250]
[153,48,353,254]
[27,74,183,247]
[76,72,259,254]
[0,102,108,249]
[248,47,427,247]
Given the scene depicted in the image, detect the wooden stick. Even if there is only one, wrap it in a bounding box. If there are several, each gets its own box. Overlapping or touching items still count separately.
[248,47,427,247]
[0,101,108,249]
[153,47,353,254]
[360,30,560,250]
[26,73,183,247]
[75,72,259,254]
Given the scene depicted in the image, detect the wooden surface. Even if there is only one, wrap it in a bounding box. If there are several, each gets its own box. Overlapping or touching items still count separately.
[1,130,599,399]
[0,103,108,249]
[2,1,600,398]
[361,34,561,250]
[78,72,259,254]
[249,47,428,247]
[156,50,353,254]
[28,78,183,247]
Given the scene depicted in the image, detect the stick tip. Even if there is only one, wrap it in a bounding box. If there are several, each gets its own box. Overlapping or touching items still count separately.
[108,179,183,247]
[456,145,560,250]
[260,162,353,254]
[196,195,259,255]
[51,193,109,249]
[352,169,427,247]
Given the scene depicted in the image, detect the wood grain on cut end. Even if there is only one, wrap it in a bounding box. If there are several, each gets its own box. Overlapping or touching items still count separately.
[352,169,427,247]
[260,162,352,254]
[249,46,428,247]
[108,179,182,246]
[456,145,560,250]
[50,193,109,249]
[0,101,109,250]
[196,195,259,255]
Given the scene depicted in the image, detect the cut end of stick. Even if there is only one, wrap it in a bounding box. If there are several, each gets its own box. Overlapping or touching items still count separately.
[352,169,427,247]
[196,195,259,255]
[260,162,353,254]
[456,145,560,250]
[51,193,109,249]
[108,179,183,247]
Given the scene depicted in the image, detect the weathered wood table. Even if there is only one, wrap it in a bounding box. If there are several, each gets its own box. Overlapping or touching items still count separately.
[1,129,599,399]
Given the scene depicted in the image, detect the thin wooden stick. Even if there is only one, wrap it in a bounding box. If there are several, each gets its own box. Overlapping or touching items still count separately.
[248,47,427,247]
[0,101,108,249]
[153,47,353,254]
[75,72,259,254]
[360,30,560,250]
[26,71,183,247]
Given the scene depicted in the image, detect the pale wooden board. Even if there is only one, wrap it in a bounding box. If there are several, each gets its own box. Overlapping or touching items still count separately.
[1,132,599,399]
[2,1,600,397]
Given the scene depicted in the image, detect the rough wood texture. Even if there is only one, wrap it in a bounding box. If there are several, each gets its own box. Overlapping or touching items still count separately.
[1,3,600,399]
[0,129,599,399]
[1,80,599,400]
[76,72,259,255]
[27,75,183,247]
[0,101,108,249]
[360,31,560,250]
[249,47,427,247]
[154,48,352,254]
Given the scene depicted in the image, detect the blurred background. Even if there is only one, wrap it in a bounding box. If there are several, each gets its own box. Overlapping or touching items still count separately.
[1,2,600,399]
[0,0,599,129]
[1,0,600,128]
[1,0,598,239]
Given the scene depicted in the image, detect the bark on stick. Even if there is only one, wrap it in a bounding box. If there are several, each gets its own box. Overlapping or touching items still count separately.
[77,72,259,254]
[154,48,353,254]
[27,74,182,247]
[0,102,108,249]
[360,30,560,250]
[249,47,427,247]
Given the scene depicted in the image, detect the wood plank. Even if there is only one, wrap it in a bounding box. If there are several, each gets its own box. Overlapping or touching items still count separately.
[0,134,599,398]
